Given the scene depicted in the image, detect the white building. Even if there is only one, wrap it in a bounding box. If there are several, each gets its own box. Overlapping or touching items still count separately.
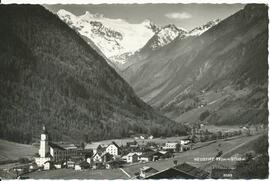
[34,126,77,169]
[163,142,179,151]
[126,153,139,163]
[106,142,120,156]
[180,139,191,145]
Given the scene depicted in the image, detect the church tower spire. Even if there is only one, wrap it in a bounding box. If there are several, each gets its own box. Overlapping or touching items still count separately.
[39,125,49,158]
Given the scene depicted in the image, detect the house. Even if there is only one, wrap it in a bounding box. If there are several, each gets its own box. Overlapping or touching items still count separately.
[159,151,174,159]
[139,166,159,178]
[126,141,138,147]
[86,157,92,164]
[140,151,163,162]
[77,149,93,159]
[92,151,113,163]
[54,161,64,169]
[85,143,107,155]
[67,160,75,168]
[29,163,38,171]
[132,134,149,140]
[162,142,180,152]
[92,162,105,170]
[105,160,125,169]
[106,142,121,156]
[74,161,90,170]
[140,135,146,139]
[148,135,154,139]
[145,162,209,179]
[180,139,191,145]
[180,139,192,151]
[126,153,139,163]
[43,161,52,170]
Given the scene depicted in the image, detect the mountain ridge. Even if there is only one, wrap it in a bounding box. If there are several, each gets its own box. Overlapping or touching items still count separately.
[121,4,268,126]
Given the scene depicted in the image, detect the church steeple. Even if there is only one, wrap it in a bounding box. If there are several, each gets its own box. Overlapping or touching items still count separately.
[42,125,48,134]
[39,125,49,157]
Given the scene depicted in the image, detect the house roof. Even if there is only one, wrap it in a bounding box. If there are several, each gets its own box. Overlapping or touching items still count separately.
[93,151,111,158]
[145,163,209,179]
[75,161,90,167]
[141,166,159,177]
[56,142,78,150]
[108,141,121,149]
[49,142,66,150]
[173,163,209,178]
[126,152,138,157]
[107,160,125,166]
[141,151,163,158]
[85,143,101,150]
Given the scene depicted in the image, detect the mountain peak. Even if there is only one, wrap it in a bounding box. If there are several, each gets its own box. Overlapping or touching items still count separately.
[57,8,156,61]
[188,19,220,36]
[146,23,188,50]
[142,18,152,25]
[57,9,74,16]
[80,11,104,19]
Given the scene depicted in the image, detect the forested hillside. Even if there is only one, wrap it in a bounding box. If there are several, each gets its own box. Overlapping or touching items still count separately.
[0,5,188,144]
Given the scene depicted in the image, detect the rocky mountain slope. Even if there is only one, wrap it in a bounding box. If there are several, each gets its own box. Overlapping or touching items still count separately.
[57,9,206,69]
[0,4,188,144]
[57,9,159,65]
[122,4,268,126]
[187,19,220,36]
[121,19,220,71]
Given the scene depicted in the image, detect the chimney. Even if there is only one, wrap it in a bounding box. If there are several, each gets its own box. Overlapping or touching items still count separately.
[173,160,178,166]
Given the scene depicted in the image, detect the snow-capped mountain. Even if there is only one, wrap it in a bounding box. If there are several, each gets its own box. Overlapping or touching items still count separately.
[57,9,158,64]
[143,20,220,51]
[188,19,220,36]
[147,24,187,50]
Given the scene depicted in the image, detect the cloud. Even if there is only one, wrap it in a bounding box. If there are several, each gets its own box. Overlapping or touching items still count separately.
[165,12,192,20]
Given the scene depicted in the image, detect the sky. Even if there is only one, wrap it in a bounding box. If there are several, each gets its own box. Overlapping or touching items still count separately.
[43,4,245,30]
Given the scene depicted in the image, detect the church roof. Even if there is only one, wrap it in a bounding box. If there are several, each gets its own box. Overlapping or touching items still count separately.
[49,142,66,150]
[41,125,48,134]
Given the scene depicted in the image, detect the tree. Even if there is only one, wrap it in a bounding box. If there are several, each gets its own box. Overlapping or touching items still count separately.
[175,144,181,152]
[80,142,85,150]
[199,110,210,121]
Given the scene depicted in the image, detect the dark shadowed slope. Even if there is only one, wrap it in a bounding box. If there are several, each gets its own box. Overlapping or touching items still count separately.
[0,5,188,144]
[122,4,268,125]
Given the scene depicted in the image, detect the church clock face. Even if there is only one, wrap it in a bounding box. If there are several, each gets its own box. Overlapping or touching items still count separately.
[41,134,47,140]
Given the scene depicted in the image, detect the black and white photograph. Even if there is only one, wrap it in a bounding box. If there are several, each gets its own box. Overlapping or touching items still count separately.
[0,0,268,179]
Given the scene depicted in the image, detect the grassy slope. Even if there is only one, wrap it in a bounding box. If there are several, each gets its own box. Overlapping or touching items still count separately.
[0,139,37,162]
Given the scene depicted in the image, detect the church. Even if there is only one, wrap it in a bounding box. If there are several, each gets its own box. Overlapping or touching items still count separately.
[34,126,70,170]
